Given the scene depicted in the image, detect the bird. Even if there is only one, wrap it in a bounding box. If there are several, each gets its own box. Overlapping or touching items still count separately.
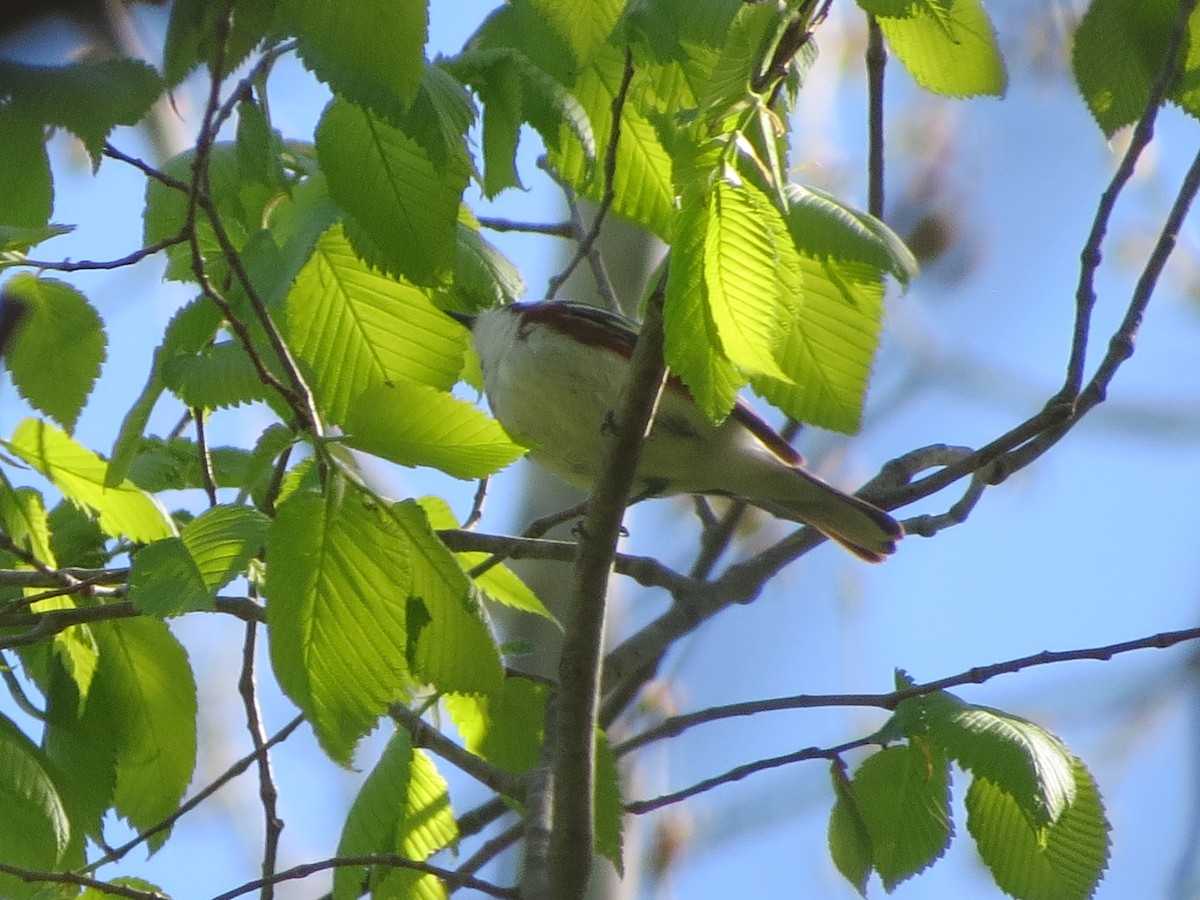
[448,301,902,561]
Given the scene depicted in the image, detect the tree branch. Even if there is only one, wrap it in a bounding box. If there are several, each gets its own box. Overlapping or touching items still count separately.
[617,624,1200,756]
[0,597,266,650]
[388,703,523,798]
[865,14,886,219]
[1060,0,1198,400]
[0,864,165,900]
[545,269,668,898]
[438,529,696,594]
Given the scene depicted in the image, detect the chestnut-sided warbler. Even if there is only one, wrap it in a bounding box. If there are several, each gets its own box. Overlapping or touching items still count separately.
[450,302,902,561]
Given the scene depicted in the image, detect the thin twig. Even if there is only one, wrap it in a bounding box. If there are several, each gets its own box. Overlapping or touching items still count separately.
[193,407,219,507]
[1059,0,1198,400]
[0,651,44,718]
[544,47,635,306]
[463,477,489,531]
[102,142,191,191]
[17,233,188,272]
[476,217,576,238]
[460,499,591,579]
[0,567,128,589]
[880,0,1200,510]
[624,735,871,815]
[83,714,304,872]
[617,624,1200,757]
[0,596,266,650]
[457,796,511,840]
[447,821,524,894]
[1002,140,1200,474]
[539,159,620,311]
[439,529,695,594]
[259,442,294,517]
[865,15,886,219]
[208,854,517,900]
[0,863,166,900]
[238,621,282,899]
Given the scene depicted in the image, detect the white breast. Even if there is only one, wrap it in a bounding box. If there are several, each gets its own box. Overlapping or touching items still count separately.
[472,307,628,488]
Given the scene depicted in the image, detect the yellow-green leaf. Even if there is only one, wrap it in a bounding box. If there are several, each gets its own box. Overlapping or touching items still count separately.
[266,489,414,764]
[343,381,526,480]
[6,419,175,543]
[286,224,468,423]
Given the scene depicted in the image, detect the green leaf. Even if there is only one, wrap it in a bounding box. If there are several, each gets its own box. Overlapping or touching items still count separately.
[266,489,414,764]
[704,178,794,381]
[2,273,106,432]
[161,341,272,410]
[124,436,260,494]
[870,0,1007,98]
[79,878,166,900]
[0,109,52,229]
[417,496,555,622]
[389,500,503,695]
[47,501,107,569]
[0,715,71,899]
[445,675,549,775]
[128,537,213,616]
[445,47,596,191]
[41,652,117,841]
[697,1,779,110]
[594,730,625,873]
[1071,0,1181,136]
[550,42,676,237]
[967,759,1110,900]
[784,183,917,284]
[144,144,274,282]
[922,699,1077,829]
[316,97,468,286]
[235,97,287,193]
[0,223,72,258]
[0,481,55,566]
[1172,10,1200,119]
[842,743,953,891]
[332,729,457,900]
[0,59,162,167]
[828,761,872,895]
[445,223,526,311]
[181,504,268,592]
[751,254,885,433]
[664,198,745,420]
[529,0,623,67]
[6,419,175,543]
[163,0,276,86]
[82,618,197,850]
[280,0,427,115]
[285,224,468,423]
[343,380,526,480]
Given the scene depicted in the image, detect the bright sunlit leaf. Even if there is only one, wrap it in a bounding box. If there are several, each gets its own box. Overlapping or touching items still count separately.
[267,489,414,764]
[6,419,175,543]
[343,380,526,480]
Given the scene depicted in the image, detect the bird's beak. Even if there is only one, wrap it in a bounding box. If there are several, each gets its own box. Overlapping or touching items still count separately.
[444,309,477,330]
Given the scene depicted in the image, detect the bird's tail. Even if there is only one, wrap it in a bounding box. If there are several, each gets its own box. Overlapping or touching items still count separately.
[748,465,903,562]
